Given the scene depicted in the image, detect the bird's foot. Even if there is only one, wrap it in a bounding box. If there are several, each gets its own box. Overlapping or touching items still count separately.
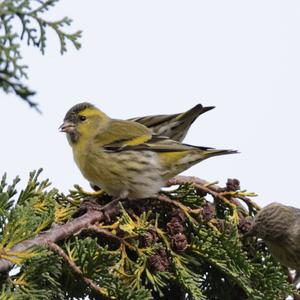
[74,184,106,198]
[90,183,102,192]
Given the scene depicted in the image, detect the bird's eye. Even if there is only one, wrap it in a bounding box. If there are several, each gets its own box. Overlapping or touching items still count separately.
[79,115,86,122]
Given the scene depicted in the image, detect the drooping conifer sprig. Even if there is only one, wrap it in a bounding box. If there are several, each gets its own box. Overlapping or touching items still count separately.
[0,0,81,109]
[0,170,297,299]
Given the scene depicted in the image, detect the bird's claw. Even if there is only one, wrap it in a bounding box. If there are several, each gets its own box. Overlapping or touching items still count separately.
[74,185,106,198]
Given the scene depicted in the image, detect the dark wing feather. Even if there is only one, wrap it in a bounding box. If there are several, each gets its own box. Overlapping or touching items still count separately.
[103,135,214,153]
[128,104,215,142]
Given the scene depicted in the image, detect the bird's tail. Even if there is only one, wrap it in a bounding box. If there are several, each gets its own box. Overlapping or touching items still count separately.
[160,145,238,180]
[181,148,238,171]
[201,148,238,158]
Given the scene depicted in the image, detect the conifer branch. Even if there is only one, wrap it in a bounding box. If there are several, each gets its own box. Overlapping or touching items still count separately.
[85,225,123,242]
[0,171,296,299]
[168,175,260,213]
[0,194,188,273]
[47,241,113,300]
[156,194,195,214]
[0,0,81,108]
[0,200,119,272]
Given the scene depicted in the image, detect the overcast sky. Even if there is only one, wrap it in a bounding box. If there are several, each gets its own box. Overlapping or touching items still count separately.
[1,0,300,208]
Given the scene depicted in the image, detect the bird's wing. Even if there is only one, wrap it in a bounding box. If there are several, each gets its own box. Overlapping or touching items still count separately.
[129,114,179,128]
[128,104,215,142]
[96,119,235,157]
[94,119,153,148]
[103,133,213,153]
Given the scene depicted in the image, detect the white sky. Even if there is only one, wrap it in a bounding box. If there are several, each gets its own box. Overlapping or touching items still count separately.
[1,0,300,208]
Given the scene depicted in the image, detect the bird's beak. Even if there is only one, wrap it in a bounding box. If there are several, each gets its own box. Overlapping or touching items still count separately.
[59,121,76,133]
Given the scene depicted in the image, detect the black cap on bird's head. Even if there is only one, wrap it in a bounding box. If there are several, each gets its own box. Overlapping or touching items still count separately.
[64,102,95,121]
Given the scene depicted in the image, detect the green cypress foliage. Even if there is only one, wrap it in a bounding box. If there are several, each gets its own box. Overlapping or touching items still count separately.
[0,170,296,299]
[0,0,81,108]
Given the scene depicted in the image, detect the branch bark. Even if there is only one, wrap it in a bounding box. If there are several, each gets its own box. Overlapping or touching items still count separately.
[0,198,119,273]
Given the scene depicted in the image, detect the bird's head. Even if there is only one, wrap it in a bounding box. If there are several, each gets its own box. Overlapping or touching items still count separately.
[60,102,109,144]
[248,203,295,241]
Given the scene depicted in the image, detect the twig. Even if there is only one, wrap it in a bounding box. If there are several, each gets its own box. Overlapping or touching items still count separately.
[168,176,260,211]
[168,176,238,209]
[155,194,193,214]
[47,241,112,300]
[0,198,120,273]
[85,225,122,242]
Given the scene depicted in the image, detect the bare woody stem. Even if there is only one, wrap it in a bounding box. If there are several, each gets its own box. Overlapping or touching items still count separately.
[0,198,119,273]
[84,225,123,242]
[156,194,194,213]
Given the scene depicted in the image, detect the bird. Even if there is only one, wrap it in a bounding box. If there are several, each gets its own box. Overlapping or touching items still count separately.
[129,104,215,142]
[60,102,236,199]
[248,202,300,272]
[88,104,214,193]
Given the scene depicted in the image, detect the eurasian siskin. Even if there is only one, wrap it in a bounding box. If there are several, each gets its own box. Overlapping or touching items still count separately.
[248,202,300,272]
[60,102,236,199]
